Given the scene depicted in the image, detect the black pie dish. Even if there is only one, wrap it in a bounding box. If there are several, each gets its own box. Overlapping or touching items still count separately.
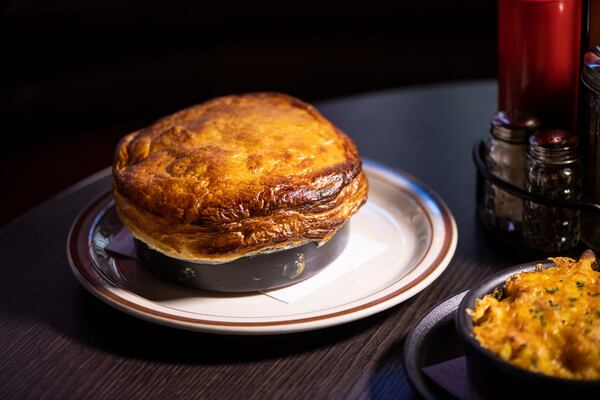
[134,223,350,293]
[456,260,600,400]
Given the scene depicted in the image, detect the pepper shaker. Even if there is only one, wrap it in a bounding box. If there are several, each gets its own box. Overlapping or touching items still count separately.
[482,111,541,233]
[523,130,583,252]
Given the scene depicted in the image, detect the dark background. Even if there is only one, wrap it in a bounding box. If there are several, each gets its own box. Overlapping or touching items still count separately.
[1,0,497,225]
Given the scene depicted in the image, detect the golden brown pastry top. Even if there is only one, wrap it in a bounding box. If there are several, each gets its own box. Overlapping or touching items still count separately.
[112,93,368,262]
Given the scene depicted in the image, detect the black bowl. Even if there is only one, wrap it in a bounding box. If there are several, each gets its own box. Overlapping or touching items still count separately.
[135,223,350,292]
[456,260,600,399]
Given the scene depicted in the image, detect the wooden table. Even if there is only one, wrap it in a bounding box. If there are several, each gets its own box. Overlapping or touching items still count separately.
[0,81,532,399]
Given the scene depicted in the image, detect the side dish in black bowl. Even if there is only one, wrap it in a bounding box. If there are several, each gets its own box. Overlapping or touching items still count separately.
[456,250,600,399]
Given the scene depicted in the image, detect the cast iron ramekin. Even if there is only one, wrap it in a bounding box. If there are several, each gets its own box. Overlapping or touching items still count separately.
[456,260,600,399]
[135,223,350,293]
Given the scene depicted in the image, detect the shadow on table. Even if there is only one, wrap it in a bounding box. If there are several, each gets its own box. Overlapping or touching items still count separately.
[368,315,464,400]
[52,288,393,364]
[368,336,417,400]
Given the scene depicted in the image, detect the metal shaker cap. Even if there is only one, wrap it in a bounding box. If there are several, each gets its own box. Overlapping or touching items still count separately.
[583,46,600,91]
[491,110,542,143]
[528,129,579,164]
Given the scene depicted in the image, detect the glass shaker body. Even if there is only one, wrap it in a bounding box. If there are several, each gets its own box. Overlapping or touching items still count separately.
[482,111,541,233]
[483,137,528,232]
[523,132,583,252]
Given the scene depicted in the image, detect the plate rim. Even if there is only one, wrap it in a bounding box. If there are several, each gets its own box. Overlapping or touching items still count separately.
[67,160,458,334]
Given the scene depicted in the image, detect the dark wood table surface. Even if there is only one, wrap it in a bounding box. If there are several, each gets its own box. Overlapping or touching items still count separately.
[0,81,535,399]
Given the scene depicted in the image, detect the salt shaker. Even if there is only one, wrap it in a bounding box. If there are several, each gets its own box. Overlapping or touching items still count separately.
[482,111,541,232]
[581,46,600,251]
[523,130,583,252]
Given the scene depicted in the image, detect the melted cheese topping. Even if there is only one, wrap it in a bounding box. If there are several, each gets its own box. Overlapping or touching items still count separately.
[472,250,600,380]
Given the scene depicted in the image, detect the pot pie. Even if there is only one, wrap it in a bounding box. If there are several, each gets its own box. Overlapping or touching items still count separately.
[113,93,368,263]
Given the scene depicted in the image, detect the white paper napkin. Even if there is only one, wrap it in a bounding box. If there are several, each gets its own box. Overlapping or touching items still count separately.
[262,233,387,303]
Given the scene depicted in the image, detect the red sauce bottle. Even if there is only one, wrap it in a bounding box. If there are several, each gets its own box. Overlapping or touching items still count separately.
[498,0,582,132]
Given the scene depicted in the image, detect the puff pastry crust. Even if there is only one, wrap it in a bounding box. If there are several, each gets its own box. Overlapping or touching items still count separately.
[113,93,368,262]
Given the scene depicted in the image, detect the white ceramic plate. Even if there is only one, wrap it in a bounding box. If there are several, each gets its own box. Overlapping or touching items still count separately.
[67,160,457,334]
